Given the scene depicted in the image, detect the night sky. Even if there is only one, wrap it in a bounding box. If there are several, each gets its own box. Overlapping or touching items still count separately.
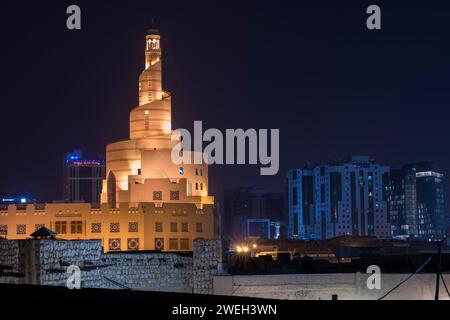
[1,0,449,207]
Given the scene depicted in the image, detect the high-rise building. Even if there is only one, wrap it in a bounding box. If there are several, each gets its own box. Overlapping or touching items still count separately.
[62,150,106,205]
[223,188,285,241]
[389,162,445,240]
[287,156,390,240]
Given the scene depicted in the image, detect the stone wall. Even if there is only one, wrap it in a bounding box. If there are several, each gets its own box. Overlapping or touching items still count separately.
[36,240,106,288]
[101,252,193,292]
[0,240,22,284]
[0,238,225,293]
[193,239,229,294]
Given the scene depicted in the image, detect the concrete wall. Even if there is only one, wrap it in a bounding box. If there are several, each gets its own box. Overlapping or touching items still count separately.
[213,273,450,300]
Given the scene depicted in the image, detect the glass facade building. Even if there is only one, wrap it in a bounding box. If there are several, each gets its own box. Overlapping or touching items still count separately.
[389,162,445,240]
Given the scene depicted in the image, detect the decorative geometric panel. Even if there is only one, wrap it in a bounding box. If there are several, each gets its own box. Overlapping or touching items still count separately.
[128,222,138,233]
[127,238,139,250]
[16,224,26,235]
[108,238,121,251]
[110,222,120,233]
[91,223,101,233]
[153,191,162,201]
[0,225,8,233]
[154,238,164,250]
[170,191,179,200]
[35,224,45,231]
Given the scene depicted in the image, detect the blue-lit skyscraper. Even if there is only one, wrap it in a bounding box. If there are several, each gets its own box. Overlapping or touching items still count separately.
[287,156,390,240]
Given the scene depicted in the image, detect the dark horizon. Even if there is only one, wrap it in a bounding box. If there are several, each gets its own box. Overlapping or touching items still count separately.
[1,0,449,206]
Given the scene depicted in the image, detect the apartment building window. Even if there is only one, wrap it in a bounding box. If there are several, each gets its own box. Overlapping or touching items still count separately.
[181,222,188,232]
[200,168,203,176]
[195,183,198,190]
[16,224,26,235]
[55,221,67,234]
[180,238,189,250]
[195,168,198,175]
[70,221,82,234]
[110,222,120,233]
[170,222,177,232]
[128,222,138,232]
[169,238,178,250]
[155,222,163,232]
[179,167,184,175]
[196,222,203,233]
[200,183,203,190]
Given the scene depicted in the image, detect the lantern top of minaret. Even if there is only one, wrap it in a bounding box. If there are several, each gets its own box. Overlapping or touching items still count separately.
[146,18,159,35]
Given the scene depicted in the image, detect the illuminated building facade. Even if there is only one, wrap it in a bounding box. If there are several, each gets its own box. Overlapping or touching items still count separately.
[62,150,106,206]
[0,28,215,251]
[389,162,445,240]
[287,156,390,240]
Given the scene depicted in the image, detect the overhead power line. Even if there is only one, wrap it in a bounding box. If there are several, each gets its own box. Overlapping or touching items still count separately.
[377,256,433,300]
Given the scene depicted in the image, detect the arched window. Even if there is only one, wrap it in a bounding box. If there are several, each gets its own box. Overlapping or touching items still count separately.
[107,171,116,208]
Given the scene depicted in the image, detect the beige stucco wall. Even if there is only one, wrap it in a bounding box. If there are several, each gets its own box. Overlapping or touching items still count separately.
[0,201,214,252]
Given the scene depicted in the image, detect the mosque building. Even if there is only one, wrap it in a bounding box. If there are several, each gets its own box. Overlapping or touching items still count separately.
[0,28,215,252]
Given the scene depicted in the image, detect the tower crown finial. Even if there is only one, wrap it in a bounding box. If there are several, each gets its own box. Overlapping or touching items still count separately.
[146,18,159,35]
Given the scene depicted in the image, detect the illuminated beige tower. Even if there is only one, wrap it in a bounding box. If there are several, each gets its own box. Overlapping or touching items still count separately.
[101,28,213,209]
[0,27,214,252]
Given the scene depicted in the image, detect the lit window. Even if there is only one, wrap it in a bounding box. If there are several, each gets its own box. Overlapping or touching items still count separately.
[179,167,184,175]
